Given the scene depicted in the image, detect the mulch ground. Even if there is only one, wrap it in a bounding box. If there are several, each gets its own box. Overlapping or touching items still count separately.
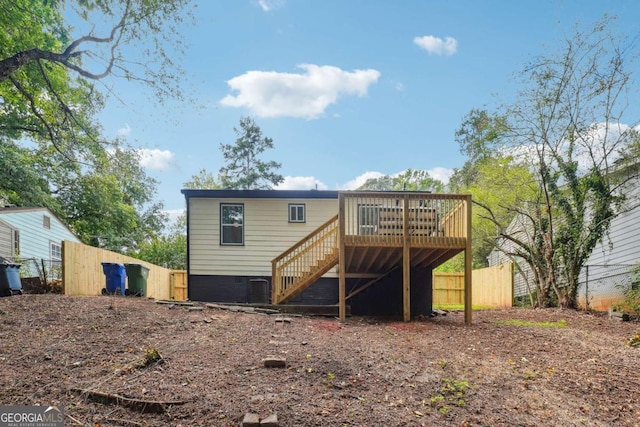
[0,294,639,427]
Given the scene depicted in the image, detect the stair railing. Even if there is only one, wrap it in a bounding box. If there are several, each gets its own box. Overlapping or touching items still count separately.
[271,215,339,304]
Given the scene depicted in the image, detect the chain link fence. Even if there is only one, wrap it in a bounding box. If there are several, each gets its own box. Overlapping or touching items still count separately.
[577,264,637,312]
[513,263,638,312]
[1,257,62,293]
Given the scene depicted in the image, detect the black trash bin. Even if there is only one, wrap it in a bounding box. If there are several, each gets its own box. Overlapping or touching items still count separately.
[101,263,127,295]
[124,263,149,297]
[0,263,22,296]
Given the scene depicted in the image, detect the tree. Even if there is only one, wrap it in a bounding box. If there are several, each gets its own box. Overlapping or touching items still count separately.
[129,210,187,270]
[469,17,640,308]
[449,110,509,191]
[58,147,166,252]
[219,117,284,189]
[357,169,445,192]
[184,169,223,189]
[0,0,190,253]
[0,0,192,152]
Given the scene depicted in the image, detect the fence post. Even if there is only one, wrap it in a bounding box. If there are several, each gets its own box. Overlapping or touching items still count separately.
[585,265,589,312]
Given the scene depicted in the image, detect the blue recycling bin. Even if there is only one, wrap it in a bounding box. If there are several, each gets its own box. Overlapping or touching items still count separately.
[101,263,127,295]
[0,263,22,296]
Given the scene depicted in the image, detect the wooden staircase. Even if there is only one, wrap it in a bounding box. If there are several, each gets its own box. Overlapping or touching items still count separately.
[271,215,339,304]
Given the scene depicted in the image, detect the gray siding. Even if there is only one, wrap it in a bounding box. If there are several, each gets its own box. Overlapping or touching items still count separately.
[583,181,640,266]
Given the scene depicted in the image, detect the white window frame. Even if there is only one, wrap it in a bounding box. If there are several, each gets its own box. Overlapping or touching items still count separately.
[50,241,62,260]
[288,204,306,223]
[220,203,244,246]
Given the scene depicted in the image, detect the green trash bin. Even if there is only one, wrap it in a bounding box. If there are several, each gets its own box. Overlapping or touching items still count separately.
[124,263,149,297]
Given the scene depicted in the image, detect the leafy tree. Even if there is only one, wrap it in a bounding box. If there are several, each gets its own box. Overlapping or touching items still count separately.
[443,154,538,272]
[0,0,191,253]
[0,139,53,208]
[0,0,192,151]
[468,17,640,308]
[357,169,445,192]
[132,233,187,270]
[184,169,223,189]
[219,117,284,189]
[58,147,166,252]
[449,110,508,191]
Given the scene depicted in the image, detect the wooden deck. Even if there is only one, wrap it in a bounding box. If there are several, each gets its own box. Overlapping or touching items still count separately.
[272,191,472,323]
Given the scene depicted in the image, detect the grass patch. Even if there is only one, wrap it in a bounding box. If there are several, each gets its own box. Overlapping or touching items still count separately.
[496,319,567,328]
[433,304,494,311]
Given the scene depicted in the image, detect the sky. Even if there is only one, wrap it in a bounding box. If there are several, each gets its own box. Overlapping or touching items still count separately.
[87,0,640,222]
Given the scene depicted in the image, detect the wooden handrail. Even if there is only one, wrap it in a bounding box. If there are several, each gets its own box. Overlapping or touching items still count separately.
[271,214,339,264]
[272,215,340,304]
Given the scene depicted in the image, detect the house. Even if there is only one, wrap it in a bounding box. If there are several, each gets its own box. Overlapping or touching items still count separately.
[0,206,81,276]
[488,176,640,310]
[182,189,472,322]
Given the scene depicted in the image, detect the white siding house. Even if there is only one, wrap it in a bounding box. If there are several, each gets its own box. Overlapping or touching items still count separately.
[488,176,640,309]
[0,207,81,276]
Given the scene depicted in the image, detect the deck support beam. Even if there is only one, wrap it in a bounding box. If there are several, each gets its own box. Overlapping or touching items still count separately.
[339,194,346,321]
[464,195,473,325]
[403,194,411,322]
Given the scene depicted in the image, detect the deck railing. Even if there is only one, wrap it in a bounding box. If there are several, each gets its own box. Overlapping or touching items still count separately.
[339,192,468,248]
[271,215,339,303]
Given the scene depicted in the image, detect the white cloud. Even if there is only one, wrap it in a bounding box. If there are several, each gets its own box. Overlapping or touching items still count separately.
[257,0,285,11]
[414,35,458,56]
[117,124,131,137]
[137,148,175,171]
[220,64,381,119]
[275,176,329,190]
[339,171,385,190]
[424,167,454,185]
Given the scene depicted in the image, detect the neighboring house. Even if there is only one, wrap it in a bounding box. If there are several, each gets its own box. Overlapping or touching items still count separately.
[0,206,81,276]
[0,217,19,260]
[488,176,640,310]
[182,189,473,321]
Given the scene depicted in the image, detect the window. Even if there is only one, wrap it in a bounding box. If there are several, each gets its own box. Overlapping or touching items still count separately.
[220,203,244,245]
[43,215,51,229]
[13,230,20,255]
[358,205,380,235]
[50,242,62,260]
[288,204,306,223]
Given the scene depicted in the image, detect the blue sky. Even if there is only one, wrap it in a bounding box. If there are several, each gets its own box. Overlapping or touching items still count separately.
[89,0,639,219]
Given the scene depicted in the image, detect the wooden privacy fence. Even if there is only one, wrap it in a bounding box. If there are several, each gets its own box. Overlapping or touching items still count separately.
[433,262,514,307]
[62,241,187,301]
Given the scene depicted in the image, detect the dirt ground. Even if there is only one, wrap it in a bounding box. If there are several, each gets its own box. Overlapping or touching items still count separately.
[0,294,638,427]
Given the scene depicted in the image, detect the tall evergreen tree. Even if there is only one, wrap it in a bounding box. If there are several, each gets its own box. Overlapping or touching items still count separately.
[219,117,284,190]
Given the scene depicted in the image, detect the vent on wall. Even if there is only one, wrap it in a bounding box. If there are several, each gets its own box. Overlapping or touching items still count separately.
[43,215,51,229]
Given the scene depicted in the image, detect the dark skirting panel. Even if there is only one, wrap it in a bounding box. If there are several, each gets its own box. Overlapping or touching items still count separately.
[188,268,432,318]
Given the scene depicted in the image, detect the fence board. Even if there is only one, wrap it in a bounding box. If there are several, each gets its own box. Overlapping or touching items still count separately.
[63,240,172,300]
[170,270,188,301]
[433,272,464,305]
[433,263,513,307]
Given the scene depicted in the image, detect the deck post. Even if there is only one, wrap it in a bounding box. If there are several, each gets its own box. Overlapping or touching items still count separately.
[464,195,473,325]
[403,194,411,322]
[338,194,346,321]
